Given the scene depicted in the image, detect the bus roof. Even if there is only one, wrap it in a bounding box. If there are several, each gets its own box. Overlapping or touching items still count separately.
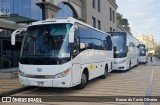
[30,17,110,36]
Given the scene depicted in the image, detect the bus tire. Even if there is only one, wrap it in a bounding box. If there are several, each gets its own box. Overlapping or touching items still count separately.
[145,60,147,64]
[76,70,88,89]
[128,61,131,70]
[135,59,139,67]
[101,65,108,79]
[129,61,131,69]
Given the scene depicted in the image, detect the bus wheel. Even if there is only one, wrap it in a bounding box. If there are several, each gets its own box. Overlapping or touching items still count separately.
[135,59,139,67]
[128,61,131,70]
[129,61,131,69]
[77,71,88,89]
[101,65,108,79]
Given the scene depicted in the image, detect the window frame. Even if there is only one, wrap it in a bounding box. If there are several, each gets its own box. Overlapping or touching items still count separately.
[92,17,96,28]
[75,23,112,51]
[97,20,101,30]
[92,0,96,9]
[109,7,112,21]
[97,0,101,12]
[113,10,115,23]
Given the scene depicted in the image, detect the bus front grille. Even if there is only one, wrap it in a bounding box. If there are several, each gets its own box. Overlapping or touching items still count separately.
[26,75,54,79]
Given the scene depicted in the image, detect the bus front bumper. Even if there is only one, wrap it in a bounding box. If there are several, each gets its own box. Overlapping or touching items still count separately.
[113,63,128,71]
[139,57,147,63]
[19,76,72,88]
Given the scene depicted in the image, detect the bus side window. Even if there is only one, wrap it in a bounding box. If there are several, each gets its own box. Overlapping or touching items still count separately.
[103,41,108,50]
[80,42,86,51]
[78,24,92,51]
[106,36,112,51]
[73,28,80,58]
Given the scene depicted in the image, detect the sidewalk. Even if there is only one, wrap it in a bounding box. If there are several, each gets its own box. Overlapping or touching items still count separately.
[0,78,22,95]
[147,57,160,66]
[0,78,37,96]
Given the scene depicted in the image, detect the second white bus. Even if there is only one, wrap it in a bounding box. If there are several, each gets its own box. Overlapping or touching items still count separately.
[108,32,139,71]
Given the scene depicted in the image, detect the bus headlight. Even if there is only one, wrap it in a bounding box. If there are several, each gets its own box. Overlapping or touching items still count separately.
[18,70,26,77]
[119,59,126,64]
[53,69,70,79]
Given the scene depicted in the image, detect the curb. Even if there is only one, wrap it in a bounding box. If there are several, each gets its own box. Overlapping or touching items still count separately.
[0,86,37,97]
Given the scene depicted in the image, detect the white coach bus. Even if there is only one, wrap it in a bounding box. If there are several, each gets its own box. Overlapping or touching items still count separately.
[108,32,139,71]
[138,43,148,64]
[11,17,113,89]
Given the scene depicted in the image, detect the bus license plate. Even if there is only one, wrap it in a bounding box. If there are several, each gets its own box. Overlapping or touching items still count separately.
[37,81,44,86]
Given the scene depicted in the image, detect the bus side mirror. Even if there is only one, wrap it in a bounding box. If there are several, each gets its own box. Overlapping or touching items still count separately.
[69,25,77,43]
[69,30,74,43]
[11,28,27,45]
[113,46,117,52]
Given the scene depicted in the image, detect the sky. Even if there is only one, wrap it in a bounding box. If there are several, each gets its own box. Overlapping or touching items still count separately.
[116,0,160,43]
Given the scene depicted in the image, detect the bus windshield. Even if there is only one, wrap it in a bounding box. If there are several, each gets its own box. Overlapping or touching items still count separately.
[110,33,126,58]
[21,23,72,59]
[139,45,146,56]
[112,34,126,53]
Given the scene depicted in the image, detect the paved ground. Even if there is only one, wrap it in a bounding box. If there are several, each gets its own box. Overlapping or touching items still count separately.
[0,58,160,105]
[0,78,22,94]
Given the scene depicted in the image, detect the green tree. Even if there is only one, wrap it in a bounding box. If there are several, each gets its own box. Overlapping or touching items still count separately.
[120,18,129,27]
[155,45,160,53]
[117,13,123,22]
[117,13,129,27]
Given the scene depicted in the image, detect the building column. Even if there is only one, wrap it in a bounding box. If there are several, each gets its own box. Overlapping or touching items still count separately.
[37,2,60,20]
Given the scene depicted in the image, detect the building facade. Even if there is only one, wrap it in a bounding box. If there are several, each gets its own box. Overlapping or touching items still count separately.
[0,0,118,77]
[53,0,118,32]
[0,0,43,73]
[82,0,117,32]
[135,33,155,54]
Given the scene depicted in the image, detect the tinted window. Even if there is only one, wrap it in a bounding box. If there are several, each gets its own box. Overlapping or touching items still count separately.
[93,39,102,50]
[13,0,23,15]
[22,0,31,18]
[103,41,109,50]
[92,30,99,39]
[111,33,126,53]
[139,44,146,56]
[79,24,93,51]
[0,42,1,57]
[56,2,78,18]
[10,0,42,20]
[106,36,112,50]
[77,24,112,51]
[73,28,80,58]
[22,24,72,59]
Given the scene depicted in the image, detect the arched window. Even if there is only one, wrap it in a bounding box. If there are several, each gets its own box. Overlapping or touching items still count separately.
[56,2,78,18]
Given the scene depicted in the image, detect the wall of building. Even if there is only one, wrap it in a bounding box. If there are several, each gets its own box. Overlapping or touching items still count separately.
[83,0,117,32]
[53,0,82,18]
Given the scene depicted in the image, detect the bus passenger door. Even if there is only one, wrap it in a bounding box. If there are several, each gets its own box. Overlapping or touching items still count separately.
[71,64,81,86]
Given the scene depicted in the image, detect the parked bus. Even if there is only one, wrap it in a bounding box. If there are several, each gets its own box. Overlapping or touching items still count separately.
[138,43,148,64]
[11,17,113,89]
[107,32,139,71]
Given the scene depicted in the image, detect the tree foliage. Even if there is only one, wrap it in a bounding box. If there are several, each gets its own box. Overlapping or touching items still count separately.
[120,18,129,26]
[155,45,160,53]
[117,13,129,27]
[117,13,123,22]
